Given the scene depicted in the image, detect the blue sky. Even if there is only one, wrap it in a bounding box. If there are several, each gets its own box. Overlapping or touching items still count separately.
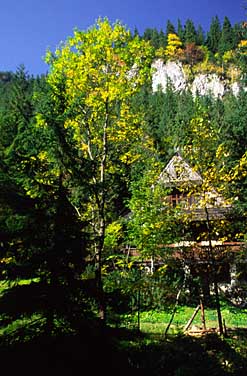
[1,0,246,75]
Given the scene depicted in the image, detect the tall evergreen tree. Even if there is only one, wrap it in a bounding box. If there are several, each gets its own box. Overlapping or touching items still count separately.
[0,66,93,336]
[197,24,205,45]
[206,16,222,53]
[0,65,34,154]
[133,26,139,37]
[184,19,197,44]
[166,20,176,36]
[219,16,234,54]
[0,72,14,112]
[232,22,243,48]
[159,29,167,47]
[177,19,184,42]
[143,28,153,42]
[143,28,161,48]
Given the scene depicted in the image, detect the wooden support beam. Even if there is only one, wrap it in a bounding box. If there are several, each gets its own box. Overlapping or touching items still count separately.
[183,305,200,332]
[200,299,206,331]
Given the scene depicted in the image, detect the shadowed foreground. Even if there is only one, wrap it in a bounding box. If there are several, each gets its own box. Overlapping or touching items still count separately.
[1,324,247,375]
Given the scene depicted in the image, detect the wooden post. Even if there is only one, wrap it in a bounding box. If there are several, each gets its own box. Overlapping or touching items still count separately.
[200,298,206,331]
[223,319,227,337]
[164,287,183,337]
[183,305,200,332]
[137,287,141,332]
[205,207,224,336]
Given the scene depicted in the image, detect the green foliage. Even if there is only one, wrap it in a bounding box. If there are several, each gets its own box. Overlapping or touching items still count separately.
[197,24,205,45]
[144,87,196,154]
[206,16,222,54]
[0,65,94,336]
[0,16,247,354]
[143,28,166,49]
[141,16,244,67]
[127,161,185,258]
[165,20,176,36]
[219,16,234,55]
[184,19,197,44]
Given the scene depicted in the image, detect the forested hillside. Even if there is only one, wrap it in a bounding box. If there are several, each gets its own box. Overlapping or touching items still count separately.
[141,16,245,58]
[0,17,247,374]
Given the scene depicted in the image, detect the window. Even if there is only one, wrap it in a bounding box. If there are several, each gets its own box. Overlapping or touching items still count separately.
[168,192,194,208]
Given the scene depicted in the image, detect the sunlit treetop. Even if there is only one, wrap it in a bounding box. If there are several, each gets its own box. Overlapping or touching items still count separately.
[45,18,154,104]
[44,18,154,164]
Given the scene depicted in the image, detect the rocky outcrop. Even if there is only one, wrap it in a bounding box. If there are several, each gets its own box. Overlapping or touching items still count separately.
[152,59,187,92]
[231,81,241,96]
[152,58,241,98]
[191,73,225,98]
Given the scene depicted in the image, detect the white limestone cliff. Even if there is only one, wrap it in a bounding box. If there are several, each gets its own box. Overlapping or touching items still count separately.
[152,58,241,98]
[191,73,225,98]
[152,59,187,92]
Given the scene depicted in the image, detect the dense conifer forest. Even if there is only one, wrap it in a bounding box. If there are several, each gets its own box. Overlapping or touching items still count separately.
[1,16,247,375]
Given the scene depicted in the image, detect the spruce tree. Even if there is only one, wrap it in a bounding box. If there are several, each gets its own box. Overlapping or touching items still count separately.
[206,16,222,53]
[197,24,205,45]
[219,16,234,55]
[232,22,243,48]
[0,66,33,154]
[151,28,161,49]
[166,20,176,36]
[143,28,160,48]
[159,29,167,47]
[0,65,93,336]
[177,19,184,42]
[184,19,197,44]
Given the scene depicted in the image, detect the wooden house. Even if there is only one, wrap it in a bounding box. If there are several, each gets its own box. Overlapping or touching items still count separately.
[158,153,232,220]
[126,153,247,305]
[159,154,246,297]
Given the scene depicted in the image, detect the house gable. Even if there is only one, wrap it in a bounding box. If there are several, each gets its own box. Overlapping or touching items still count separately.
[158,154,202,187]
[158,153,231,219]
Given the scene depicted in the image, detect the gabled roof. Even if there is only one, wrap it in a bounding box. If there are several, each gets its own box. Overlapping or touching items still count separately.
[158,154,202,187]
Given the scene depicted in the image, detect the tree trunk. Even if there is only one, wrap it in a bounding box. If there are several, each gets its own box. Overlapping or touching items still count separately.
[205,207,224,335]
[97,221,106,322]
[96,101,109,323]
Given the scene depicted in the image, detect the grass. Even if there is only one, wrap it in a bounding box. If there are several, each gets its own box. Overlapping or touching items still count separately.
[120,303,247,335]
[0,287,246,375]
[0,278,43,338]
[115,304,247,375]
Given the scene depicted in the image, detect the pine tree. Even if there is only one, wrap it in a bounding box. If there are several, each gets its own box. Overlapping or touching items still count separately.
[0,64,95,336]
[159,29,167,48]
[177,19,184,42]
[197,24,205,45]
[0,65,34,154]
[184,19,197,44]
[206,16,222,53]
[143,28,160,48]
[151,28,161,49]
[232,22,243,48]
[143,28,153,42]
[133,26,139,37]
[219,16,234,54]
[166,20,176,36]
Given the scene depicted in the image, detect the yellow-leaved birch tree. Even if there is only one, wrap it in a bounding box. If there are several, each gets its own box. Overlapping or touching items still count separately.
[44,18,154,320]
